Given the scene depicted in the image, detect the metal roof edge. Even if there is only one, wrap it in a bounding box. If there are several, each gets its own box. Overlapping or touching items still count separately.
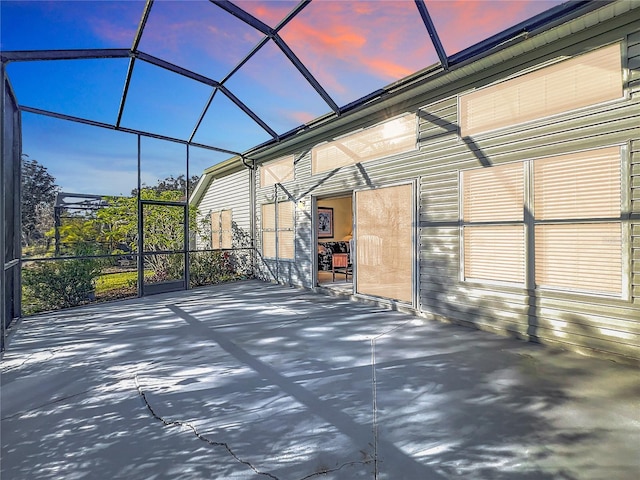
[190,154,247,205]
[240,0,633,165]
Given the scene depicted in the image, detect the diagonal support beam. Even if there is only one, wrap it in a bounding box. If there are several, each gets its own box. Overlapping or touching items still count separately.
[136,52,220,87]
[211,0,273,36]
[217,85,279,140]
[272,36,339,114]
[213,0,337,114]
[220,36,270,85]
[189,88,218,144]
[273,0,310,33]
[117,0,154,128]
[20,105,242,156]
[415,0,448,70]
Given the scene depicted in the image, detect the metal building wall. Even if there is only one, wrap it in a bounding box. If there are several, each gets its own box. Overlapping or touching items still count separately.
[1,67,22,351]
[195,167,252,250]
[248,7,640,362]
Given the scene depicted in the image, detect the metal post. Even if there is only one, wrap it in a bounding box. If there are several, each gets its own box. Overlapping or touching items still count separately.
[1,65,6,351]
[136,135,143,297]
[184,144,190,290]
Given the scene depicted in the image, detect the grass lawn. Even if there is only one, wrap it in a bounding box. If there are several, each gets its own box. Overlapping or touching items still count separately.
[95,271,138,294]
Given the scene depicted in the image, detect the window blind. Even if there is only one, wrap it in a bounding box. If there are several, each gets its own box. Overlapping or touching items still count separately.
[260,155,295,187]
[464,226,526,284]
[356,184,413,303]
[535,223,622,294]
[261,202,294,260]
[533,147,622,295]
[210,211,221,249]
[277,201,294,260]
[460,43,622,137]
[463,163,524,222]
[262,204,276,258]
[220,210,232,249]
[533,147,620,220]
[312,114,416,175]
[462,162,525,284]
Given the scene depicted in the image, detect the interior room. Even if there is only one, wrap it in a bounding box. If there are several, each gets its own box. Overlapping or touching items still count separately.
[316,194,353,287]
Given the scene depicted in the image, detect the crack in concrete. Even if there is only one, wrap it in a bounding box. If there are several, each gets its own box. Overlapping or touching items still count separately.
[134,374,280,479]
[135,374,373,480]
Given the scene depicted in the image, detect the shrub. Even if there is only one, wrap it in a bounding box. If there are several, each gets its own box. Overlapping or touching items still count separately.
[22,254,103,314]
[189,250,240,287]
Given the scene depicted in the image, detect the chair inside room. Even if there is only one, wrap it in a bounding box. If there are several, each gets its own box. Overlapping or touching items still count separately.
[331,253,352,282]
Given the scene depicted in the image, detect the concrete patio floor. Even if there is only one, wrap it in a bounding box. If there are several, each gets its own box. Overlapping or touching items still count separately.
[1,279,639,480]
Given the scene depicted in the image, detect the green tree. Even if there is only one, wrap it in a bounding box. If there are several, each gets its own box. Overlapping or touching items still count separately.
[132,174,200,197]
[21,156,59,249]
[97,188,197,281]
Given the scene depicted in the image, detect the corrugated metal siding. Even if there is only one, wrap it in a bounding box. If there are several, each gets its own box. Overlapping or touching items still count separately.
[217,13,640,362]
[415,60,640,360]
[195,168,251,249]
[632,139,640,304]
[628,30,640,93]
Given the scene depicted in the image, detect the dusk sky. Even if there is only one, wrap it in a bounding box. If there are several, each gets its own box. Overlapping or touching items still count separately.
[1,0,564,196]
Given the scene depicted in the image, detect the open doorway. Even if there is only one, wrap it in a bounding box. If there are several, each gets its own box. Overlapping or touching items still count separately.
[316,194,353,290]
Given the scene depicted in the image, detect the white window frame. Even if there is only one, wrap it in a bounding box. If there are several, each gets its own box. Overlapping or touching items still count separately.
[261,200,295,261]
[460,145,628,299]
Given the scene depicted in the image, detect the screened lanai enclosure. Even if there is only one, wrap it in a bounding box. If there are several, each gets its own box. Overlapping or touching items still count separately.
[2,0,640,363]
[0,0,583,347]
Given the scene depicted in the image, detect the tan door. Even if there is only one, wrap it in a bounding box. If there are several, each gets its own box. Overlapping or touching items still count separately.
[355,184,413,303]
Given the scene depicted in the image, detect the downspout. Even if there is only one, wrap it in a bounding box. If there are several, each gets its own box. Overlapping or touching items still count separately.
[240,155,256,278]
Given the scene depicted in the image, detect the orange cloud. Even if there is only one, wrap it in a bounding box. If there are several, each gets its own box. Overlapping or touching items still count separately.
[234,0,296,27]
[361,58,415,81]
[425,0,564,54]
[284,110,317,125]
[278,1,437,99]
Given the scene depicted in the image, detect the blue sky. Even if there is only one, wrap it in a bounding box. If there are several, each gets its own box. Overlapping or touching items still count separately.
[1,0,563,196]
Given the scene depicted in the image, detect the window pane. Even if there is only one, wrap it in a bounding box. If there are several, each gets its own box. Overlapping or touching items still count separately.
[261,155,295,187]
[262,204,276,230]
[221,210,233,249]
[463,163,524,222]
[278,201,294,230]
[535,223,622,295]
[210,211,221,249]
[464,226,525,284]
[312,114,416,175]
[278,230,295,260]
[460,44,622,137]
[356,184,412,303]
[263,231,276,258]
[534,147,621,220]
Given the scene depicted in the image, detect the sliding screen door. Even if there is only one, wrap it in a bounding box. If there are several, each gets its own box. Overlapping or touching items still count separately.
[355,184,413,303]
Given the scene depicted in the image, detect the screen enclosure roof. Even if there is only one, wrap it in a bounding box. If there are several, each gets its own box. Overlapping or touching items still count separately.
[1,0,601,163]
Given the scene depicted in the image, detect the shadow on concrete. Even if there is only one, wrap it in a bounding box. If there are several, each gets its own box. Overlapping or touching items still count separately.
[2,280,639,479]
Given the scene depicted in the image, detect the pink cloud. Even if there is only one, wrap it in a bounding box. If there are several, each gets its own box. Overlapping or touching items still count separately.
[284,110,317,125]
[91,19,137,46]
[279,1,437,100]
[234,1,298,27]
[425,0,565,54]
